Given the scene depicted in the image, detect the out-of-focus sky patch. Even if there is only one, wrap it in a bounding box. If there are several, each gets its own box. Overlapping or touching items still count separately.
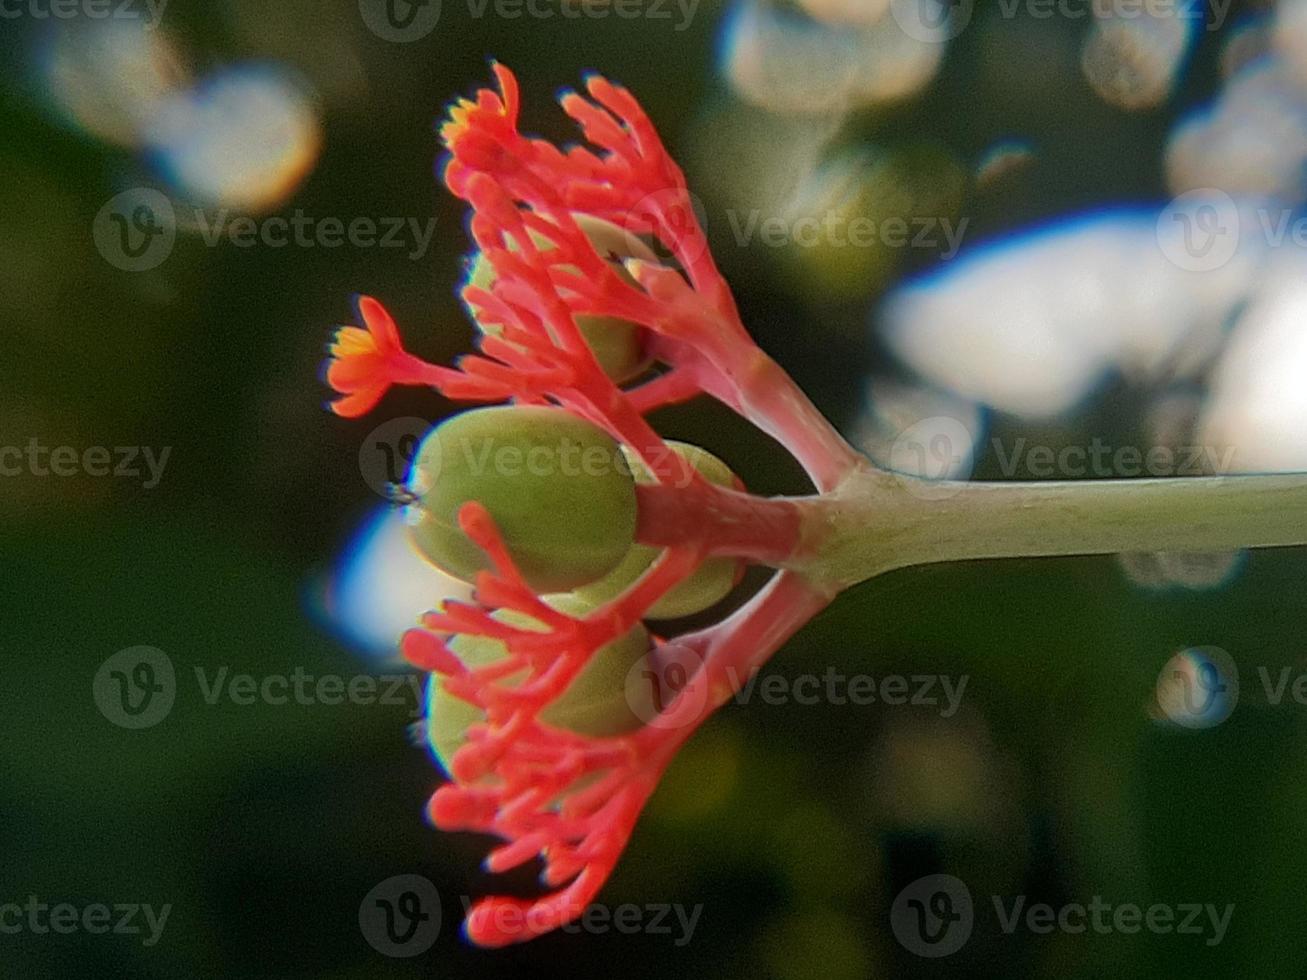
[36,17,190,148]
[1118,550,1246,592]
[28,19,323,215]
[795,0,888,27]
[878,208,1258,417]
[316,505,472,662]
[1080,0,1196,111]
[1151,646,1239,728]
[1200,247,1307,474]
[851,378,982,482]
[144,64,323,213]
[1167,58,1307,201]
[719,0,946,115]
[1275,0,1307,87]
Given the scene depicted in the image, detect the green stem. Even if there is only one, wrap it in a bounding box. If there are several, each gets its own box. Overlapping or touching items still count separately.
[800,463,1307,589]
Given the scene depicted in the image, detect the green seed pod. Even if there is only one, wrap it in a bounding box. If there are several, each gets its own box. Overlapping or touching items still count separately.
[467,215,657,383]
[406,406,637,592]
[427,594,656,777]
[576,442,745,619]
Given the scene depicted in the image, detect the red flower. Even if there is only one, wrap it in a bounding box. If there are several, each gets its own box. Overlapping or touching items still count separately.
[325,296,457,417]
[327,63,863,946]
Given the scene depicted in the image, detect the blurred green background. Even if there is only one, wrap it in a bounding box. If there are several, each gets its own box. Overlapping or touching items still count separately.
[3,0,1307,977]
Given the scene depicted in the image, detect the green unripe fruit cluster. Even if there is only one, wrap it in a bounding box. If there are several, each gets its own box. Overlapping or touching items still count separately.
[576,442,744,619]
[427,594,655,777]
[467,214,657,383]
[406,406,637,593]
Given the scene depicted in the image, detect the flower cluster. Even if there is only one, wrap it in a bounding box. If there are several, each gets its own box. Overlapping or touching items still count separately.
[325,63,864,946]
[326,63,1307,948]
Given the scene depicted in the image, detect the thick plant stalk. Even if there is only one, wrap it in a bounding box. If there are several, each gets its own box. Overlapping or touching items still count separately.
[801,464,1307,587]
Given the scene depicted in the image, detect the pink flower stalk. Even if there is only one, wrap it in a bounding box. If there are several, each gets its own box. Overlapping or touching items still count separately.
[326,64,1307,947]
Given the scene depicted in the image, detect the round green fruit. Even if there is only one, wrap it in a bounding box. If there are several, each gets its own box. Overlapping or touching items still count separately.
[426,594,655,777]
[576,442,744,619]
[467,214,657,383]
[406,406,637,593]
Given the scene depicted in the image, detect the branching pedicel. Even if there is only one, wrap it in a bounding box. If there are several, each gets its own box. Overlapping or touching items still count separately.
[326,64,1307,946]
